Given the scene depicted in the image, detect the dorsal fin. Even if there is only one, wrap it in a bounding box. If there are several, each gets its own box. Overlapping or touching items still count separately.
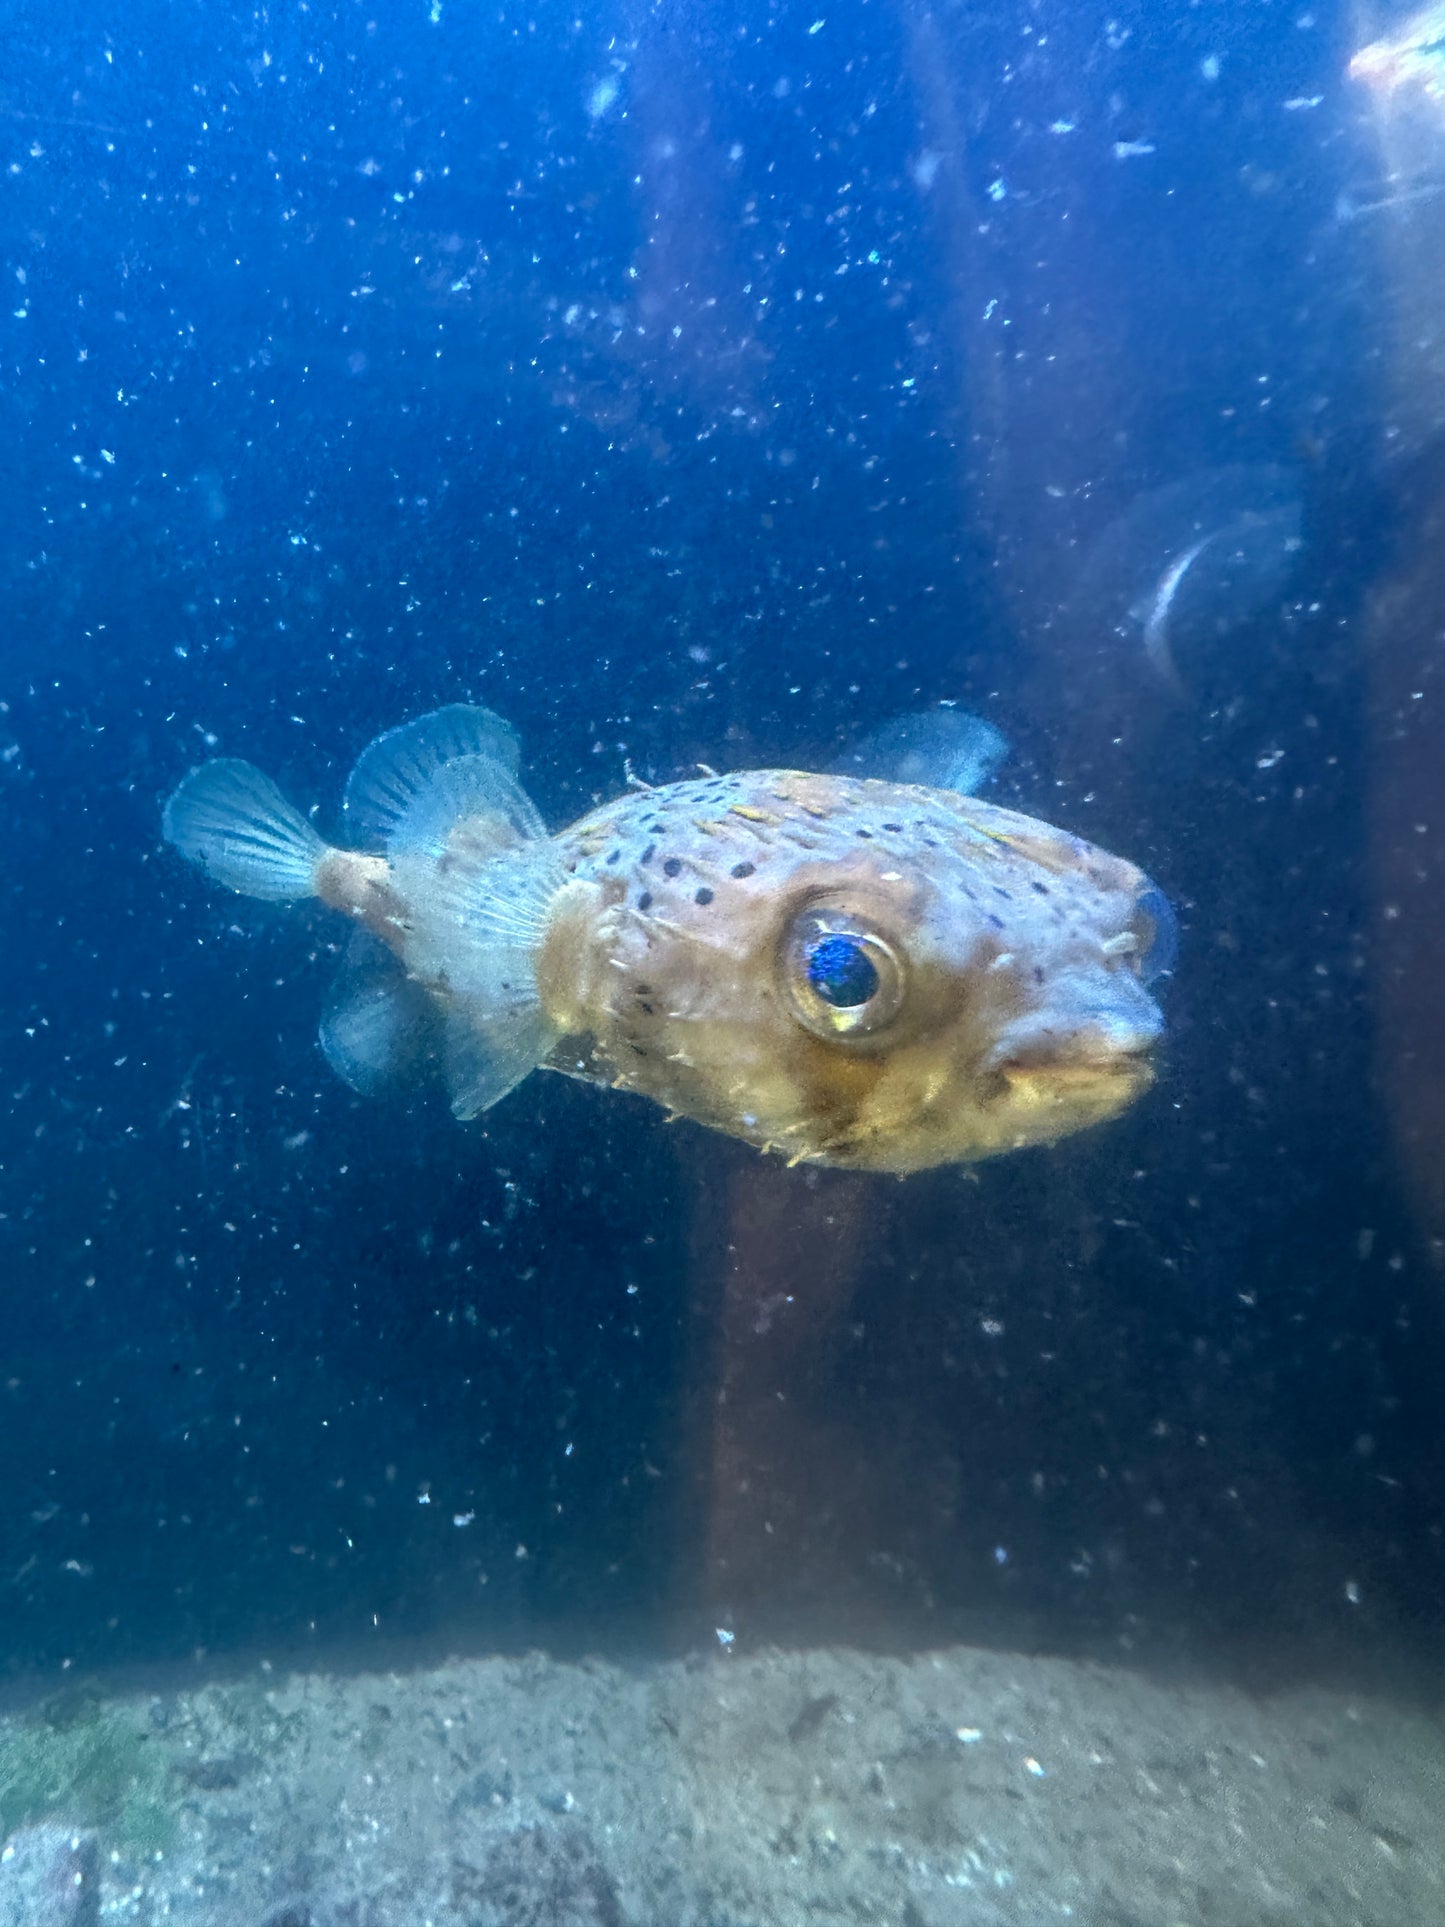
[342,705,541,856]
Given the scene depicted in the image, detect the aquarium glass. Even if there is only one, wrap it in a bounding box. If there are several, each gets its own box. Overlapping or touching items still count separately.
[3,1,1444,1921]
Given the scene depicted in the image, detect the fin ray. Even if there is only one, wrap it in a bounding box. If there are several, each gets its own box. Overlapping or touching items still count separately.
[443,1005,557,1119]
[424,844,571,1117]
[162,759,326,900]
[343,705,539,857]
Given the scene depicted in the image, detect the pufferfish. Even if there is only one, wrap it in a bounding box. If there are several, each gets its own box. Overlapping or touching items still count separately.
[162,704,1172,1173]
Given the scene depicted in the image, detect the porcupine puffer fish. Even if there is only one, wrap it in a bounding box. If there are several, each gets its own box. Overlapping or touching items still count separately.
[161,705,1173,1173]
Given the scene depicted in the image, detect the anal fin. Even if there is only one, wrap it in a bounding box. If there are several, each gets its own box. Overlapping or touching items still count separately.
[320,930,439,1096]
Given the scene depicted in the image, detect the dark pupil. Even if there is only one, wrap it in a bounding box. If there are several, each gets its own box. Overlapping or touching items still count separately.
[805,934,879,1008]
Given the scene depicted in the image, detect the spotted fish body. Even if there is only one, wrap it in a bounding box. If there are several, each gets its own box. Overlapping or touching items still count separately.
[163,706,1170,1174]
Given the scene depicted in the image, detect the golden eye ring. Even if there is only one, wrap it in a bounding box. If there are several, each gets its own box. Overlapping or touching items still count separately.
[780,908,908,1040]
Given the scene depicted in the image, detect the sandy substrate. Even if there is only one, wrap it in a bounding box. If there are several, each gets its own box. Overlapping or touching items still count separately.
[1,1642,1442,1926]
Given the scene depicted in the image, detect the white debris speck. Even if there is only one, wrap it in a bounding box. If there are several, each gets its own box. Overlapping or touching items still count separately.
[716,1627,735,1648]
[1050,118,1077,134]
[955,1726,983,1744]
[808,18,825,32]
[1201,53,1222,80]
[586,74,621,119]
[1113,139,1156,159]
[987,177,1007,201]
[1025,1756,1046,1777]
[912,149,942,190]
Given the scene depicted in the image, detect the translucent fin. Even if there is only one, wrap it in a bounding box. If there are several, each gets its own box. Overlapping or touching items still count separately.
[343,705,535,857]
[319,930,438,1096]
[443,1005,558,1119]
[831,709,1008,795]
[427,844,572,1119]
[162,759,327,901]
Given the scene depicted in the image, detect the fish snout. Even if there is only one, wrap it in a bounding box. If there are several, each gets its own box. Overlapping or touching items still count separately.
[987,970,1164,1083]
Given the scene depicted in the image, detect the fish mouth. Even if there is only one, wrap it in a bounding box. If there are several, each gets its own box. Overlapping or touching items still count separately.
[997,1051,1155,1101]
[989,1013,1159,1123]
[986,972,1164,1102]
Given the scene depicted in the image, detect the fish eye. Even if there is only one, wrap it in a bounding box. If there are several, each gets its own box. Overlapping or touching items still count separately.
[781,908,907,1040]
[1132,880,1178,985]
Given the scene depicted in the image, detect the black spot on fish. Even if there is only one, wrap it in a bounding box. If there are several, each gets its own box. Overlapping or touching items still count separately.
[635,982,653,996]
[993,886,1013,901]
[640,843,656,865]
[855,828,874,839]
[606,849,621,865]
[730,861,755,879]
[637,891,653,911]
[882,822,904,833]
[695,886,714,906]
[639,1001,655,1017]
[987,913,1005,929]
[663,857,683,878]
[1030,880,1050,896]
[1033,966,1045,985]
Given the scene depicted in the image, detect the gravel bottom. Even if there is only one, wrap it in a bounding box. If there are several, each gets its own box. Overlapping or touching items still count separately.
[1,1642,1442,1927]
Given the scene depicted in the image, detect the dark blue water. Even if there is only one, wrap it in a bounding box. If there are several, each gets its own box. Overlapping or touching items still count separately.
[3,0,1443,1692]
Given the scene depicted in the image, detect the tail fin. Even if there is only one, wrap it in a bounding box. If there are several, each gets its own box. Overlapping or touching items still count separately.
[162,759,327,901]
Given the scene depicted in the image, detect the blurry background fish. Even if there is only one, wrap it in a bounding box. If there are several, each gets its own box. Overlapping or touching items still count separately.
[1067,463,1305,697]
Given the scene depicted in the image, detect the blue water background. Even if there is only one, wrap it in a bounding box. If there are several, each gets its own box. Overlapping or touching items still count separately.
[2,0,1441,1684]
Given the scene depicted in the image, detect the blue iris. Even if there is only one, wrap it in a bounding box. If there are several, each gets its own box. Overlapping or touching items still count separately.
[806,933,879,1008]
